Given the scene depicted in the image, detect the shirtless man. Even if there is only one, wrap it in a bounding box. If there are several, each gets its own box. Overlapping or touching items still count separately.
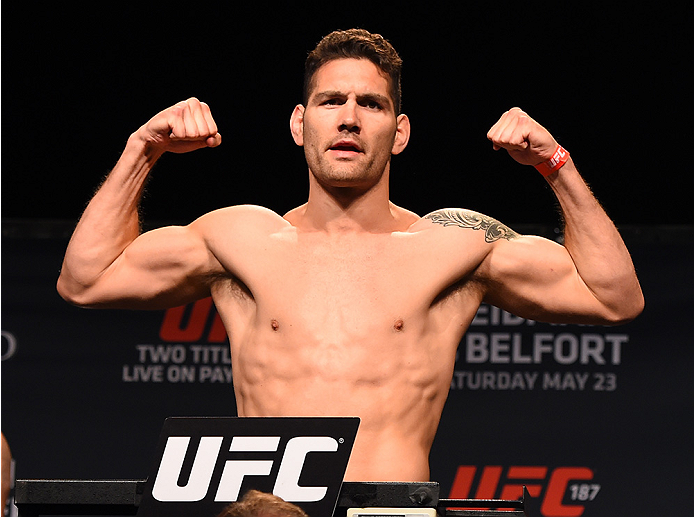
[57,29,643,482]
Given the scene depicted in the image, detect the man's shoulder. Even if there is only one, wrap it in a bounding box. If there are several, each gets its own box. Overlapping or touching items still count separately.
[195,204,289,230]
[408,208,521,244]
[187,205,294,249]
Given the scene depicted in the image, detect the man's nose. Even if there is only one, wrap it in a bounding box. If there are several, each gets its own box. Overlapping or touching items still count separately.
[338,100,360,133]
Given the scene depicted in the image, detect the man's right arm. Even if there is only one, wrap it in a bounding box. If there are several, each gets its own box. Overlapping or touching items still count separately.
[57,98,224,309]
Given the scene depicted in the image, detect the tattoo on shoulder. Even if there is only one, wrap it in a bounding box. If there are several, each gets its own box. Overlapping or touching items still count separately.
[424,209,520,242]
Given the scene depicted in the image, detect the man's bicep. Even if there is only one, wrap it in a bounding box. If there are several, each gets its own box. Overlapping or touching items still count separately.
[75,225,221,309]
[480,235,609,324]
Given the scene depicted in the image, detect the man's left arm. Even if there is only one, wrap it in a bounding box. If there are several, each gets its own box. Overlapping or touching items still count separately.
[480,108,644,325]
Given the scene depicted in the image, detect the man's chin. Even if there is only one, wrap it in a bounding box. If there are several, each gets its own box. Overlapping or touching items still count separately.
[320,174,375,190]
[309,160,384,191]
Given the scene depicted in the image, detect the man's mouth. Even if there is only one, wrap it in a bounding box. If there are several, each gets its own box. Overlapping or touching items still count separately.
[329,140,363,154]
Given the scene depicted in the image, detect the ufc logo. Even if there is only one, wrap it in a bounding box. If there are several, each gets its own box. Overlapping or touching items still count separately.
[151,435,338,503]
[449,465,597,517]
[548,147,567,168]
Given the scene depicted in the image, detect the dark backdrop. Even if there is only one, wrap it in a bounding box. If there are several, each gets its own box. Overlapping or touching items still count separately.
[2,4,690,225]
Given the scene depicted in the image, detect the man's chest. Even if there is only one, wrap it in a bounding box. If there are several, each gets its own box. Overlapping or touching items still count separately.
[214,230,485,336]
[251,232,450,301]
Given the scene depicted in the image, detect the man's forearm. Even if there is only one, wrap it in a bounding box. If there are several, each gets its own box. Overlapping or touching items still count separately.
[57,135,159,302]
[546,158,644,322]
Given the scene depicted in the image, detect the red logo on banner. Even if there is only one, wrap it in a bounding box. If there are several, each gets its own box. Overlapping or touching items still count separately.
[449,465,598,516]
[160,298,227,343]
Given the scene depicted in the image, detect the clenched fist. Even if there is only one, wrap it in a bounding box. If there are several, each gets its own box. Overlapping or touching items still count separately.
[135,97,222,154]
[487,108,558,167]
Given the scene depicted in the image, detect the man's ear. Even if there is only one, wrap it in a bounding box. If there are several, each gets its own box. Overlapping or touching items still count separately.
[392,114,410,155]
[290,104,305,146]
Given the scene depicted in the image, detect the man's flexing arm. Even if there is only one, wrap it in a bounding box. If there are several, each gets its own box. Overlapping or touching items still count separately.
[57,98,224,309]
[447,109,643,325]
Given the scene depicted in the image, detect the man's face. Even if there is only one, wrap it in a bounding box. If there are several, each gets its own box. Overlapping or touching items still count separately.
[292,58,408,191]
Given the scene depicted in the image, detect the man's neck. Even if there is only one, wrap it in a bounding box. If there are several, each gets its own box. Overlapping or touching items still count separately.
[289,172,404,234]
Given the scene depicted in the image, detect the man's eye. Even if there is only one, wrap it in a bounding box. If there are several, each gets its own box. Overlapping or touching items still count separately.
[361,100,383,110]
[322,98,342,106]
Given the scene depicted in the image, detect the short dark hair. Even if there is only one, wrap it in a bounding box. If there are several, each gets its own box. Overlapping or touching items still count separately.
[303,28,403,114]
[216,490,309,517]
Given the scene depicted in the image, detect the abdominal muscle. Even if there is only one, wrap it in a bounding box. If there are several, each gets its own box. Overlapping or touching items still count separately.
[228,312,461,482]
